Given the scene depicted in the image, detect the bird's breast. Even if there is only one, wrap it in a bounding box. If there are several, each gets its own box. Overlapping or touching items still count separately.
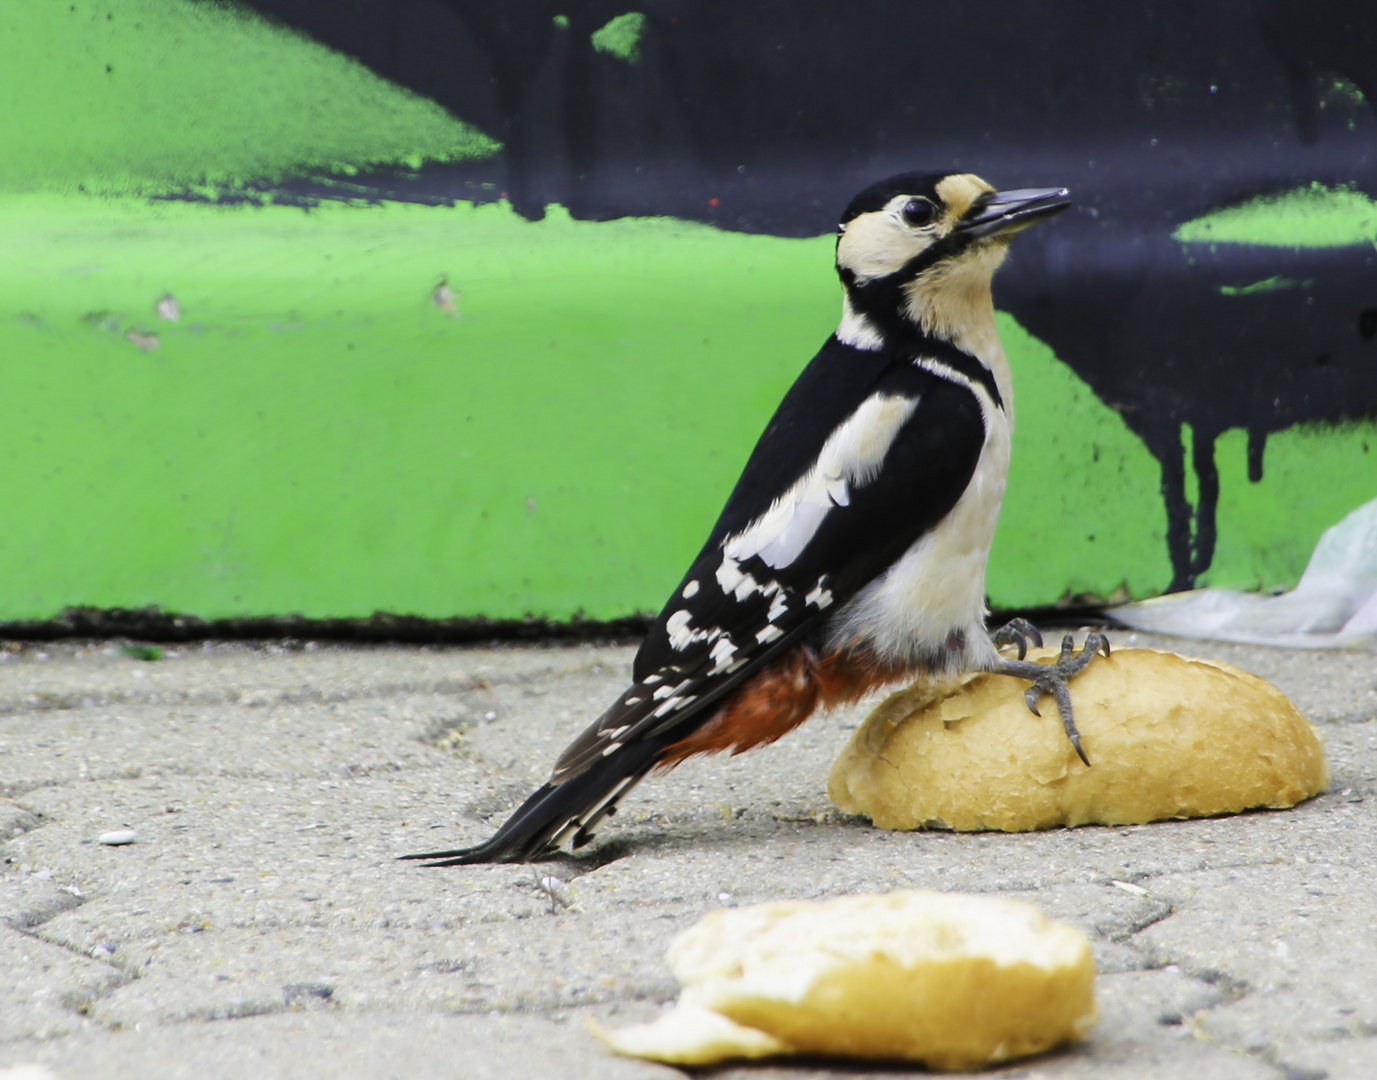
[825,407,1011,672]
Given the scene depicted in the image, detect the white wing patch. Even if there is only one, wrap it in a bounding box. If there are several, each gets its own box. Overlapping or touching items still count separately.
[715,557,786,603]
[666,607,732,653]
[708,635,739,673]
[723,391,919,571]
[767,590,788,622]
[665,609,702,650]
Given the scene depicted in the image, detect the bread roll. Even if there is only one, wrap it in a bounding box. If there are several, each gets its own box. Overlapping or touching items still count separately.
[829,647,1329,832]
[593,890,1096,1069]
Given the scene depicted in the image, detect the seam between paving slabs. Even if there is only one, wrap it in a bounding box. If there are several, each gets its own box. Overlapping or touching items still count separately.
[0,672,515,718]
[0,650,629,719]
[126,987,341,1026]
[3,768,166,802]
[12,885,344,1028]
[0,667,549,799]
[3,894,133,1025]
[2,758,430,802]
[1184,1015,1319,1080]
[4,737,358,1028]
[0,802,45,841]
[1114,883,1303,1079]
[1105,897,1176,945]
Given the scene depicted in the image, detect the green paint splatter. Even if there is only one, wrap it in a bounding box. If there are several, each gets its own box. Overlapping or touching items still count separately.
[1207,420,1377,591]
[1218,276,1298,296]
[0,0,497,197]
[1174,183,1377,248]
[591,12,647,64]
[553,14,570,29]
[1326,75,1366,107]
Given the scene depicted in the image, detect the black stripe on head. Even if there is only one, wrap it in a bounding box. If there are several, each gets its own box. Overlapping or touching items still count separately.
[838,172,951,228]
[841,226,972,326]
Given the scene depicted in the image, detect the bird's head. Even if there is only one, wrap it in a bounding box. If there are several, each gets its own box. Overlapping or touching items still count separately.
[836,172,1069,343]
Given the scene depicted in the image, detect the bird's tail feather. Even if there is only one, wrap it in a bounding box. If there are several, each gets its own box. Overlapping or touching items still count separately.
[398,737,665,866]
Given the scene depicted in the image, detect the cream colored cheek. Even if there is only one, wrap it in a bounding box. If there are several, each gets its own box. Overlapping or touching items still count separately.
[837,219,930,280]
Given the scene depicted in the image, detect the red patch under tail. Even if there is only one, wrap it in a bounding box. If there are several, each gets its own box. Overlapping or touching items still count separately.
[656,644,912,768]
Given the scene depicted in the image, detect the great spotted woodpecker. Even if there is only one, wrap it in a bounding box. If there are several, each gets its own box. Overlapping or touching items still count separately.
[404,172,1108,866]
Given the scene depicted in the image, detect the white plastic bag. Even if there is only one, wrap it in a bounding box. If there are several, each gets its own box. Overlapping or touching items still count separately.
[1114,497,1377,649]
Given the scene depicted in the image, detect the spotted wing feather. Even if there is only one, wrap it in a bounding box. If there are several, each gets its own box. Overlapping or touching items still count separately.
[550,554,829,781]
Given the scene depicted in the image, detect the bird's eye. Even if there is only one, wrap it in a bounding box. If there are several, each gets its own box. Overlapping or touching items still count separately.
[901,198,936,228]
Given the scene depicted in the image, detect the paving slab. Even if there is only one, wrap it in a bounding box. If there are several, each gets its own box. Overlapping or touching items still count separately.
[0,1011,679,1080]
[1,633,1375,1079]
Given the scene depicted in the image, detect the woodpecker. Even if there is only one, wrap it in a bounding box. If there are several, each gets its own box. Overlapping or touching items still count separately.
[404,172,1109,867]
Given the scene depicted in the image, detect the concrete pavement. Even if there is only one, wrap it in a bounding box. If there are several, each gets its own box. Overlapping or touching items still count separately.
[1,631,1375,1079]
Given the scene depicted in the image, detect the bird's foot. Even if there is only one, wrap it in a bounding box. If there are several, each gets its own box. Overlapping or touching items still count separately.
[990,617,1044,660]
[991,631,1111,767]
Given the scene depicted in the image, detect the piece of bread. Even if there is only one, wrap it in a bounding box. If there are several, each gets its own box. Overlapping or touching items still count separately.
[592,890,1096,1070]
[829,647,1329,832]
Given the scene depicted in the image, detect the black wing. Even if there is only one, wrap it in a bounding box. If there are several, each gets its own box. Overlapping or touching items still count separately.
[403,335,993,864]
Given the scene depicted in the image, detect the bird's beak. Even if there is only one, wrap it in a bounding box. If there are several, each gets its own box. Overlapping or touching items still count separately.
[957,187,1070,239]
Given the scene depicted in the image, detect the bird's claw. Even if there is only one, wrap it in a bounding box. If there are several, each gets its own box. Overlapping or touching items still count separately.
[991,617,1044,661]
[1055,630,1111,674]
[993,630,1111,767]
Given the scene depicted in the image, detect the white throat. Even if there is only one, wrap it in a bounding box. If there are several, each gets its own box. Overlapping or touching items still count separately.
[836,294,885,351]
[901,244,1014,428]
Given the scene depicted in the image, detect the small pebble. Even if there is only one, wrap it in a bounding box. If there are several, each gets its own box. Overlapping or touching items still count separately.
[99,830,137,846]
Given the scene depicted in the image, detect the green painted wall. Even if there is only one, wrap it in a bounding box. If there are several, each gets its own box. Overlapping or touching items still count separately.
[1,0,495,197]
[1,196,833,620]
[1,0,1373,624]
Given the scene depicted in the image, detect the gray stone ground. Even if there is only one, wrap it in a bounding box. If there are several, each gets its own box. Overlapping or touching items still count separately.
[1,630,1375,1080]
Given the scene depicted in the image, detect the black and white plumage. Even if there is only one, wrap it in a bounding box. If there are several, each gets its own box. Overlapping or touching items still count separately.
[403,172,1103,867]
